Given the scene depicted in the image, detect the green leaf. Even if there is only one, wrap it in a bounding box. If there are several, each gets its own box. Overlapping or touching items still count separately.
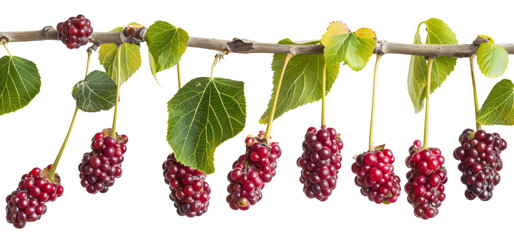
[0,56,41,116]
[477,41,509,78]
[72,70,117,112]
[167,77,246,174]
[407,18,458,113]
[424,18,458,45]
[407,32,428,113]
[146,21,189,79]
[259,39,340,123]
[477,79,514,125]
[98,24,142,84]
[423,18,458,93]
[321,22,350,65]
[321,21,376,71]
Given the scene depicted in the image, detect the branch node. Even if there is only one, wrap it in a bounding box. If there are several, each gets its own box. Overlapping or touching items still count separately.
[42,26,58,40]
[226,38,254,53]
[87,43,99,53]
[288,45,297,56]
[473,37,489,46]
[0,36,9,44]
[374,40,386,55]
[42,26,53,34]
[137,28,147,41]
[123,25,146,46]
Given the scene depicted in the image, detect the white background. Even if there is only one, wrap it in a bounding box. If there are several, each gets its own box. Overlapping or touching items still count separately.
[1,0,513,239]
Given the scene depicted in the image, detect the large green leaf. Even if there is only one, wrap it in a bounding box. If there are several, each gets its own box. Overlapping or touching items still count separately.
[167,77,246,174]
[321,21,376,71]
[259,39,340,124]
[407,18,458,113]
[477,79,514,125]
[476,39,509,78]
[72,70,117,112]
[146,21,189,79]
[98,24,142,84]
[0,56,40,116]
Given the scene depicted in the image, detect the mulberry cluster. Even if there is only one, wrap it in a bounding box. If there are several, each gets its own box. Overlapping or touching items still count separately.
[227,131,281,210]
[453,129,506,201]
[352,146,401,204]
[79,129,127,194]
[163,153,211,217]
[5,166,63,228]
[297,126,343,201]
[404,140,447,219]
[56,14,93,49]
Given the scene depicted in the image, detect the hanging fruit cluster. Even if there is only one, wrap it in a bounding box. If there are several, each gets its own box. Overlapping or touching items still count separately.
[5,166,63,228]
[163,153,211,217]
[227,131,281,210]
[298,127,343,201]
[454,129,507,200]
[79,129,128,194]
[1,14,513,229]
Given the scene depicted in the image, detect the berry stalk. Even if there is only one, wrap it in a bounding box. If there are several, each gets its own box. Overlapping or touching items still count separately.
[423,58,434,149]
[49,51,92,182]
[111,45,122,138]
[368,54,382,151]
[264,53,294,143]
[321,63,327,128]
[469,56,482,130]
[48,107,78,182]
[177,62,182,89]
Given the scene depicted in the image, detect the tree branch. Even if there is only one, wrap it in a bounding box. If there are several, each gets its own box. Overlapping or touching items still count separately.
[2,27,514,58]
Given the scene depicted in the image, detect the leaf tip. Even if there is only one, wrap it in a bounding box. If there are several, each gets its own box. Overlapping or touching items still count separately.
[354,27,377,40]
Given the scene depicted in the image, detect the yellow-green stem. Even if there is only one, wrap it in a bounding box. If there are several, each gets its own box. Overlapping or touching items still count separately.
[111,45,122,138]
[264,53,293,143]
[1,41,12,57]
[84,51,91,77]
[369,54,382,151]
[321,63,327,128]
[48,106,78,182]
[469,56,482,130]
[177,62,182,89]
[48,51,92,182]
[423,58,434,149]
[210,56,218,81]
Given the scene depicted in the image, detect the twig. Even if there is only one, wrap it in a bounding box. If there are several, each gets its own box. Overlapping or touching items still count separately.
[2,27,514,57]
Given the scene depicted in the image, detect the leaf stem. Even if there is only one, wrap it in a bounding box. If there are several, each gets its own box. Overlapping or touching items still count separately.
[423,58,434,149]
[321,63,327,128]
[177,62,182,89]
[469,56,482,130]
[1,41,12,57]
[85,51,92,77]
[210,55,219,81]
[369,54,382,151]
[48,51,92,182]
[264,53,294,143]
[111,45,122,138]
